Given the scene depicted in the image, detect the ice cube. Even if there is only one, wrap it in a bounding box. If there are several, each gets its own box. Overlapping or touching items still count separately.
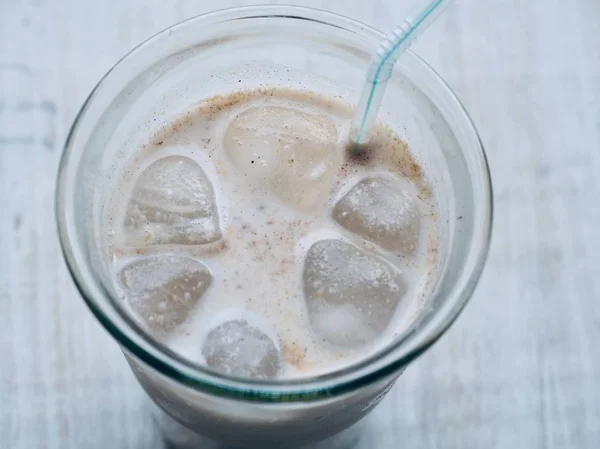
[303,239,406,347]
[202,319,281,379]
[119,255,212,336]
[224,106,340,208]
[333,177,421,255]
[124,155,221,246]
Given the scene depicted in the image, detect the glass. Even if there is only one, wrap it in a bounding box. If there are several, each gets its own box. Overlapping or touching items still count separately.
[56,5,492,449]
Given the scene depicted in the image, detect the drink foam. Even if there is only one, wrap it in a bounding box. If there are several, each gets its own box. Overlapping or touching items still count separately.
[106,87,439,379]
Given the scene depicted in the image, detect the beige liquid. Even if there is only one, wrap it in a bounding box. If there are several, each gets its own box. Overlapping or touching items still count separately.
[107,87,439,379]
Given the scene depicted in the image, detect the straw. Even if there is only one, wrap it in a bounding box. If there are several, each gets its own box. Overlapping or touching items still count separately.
[350,0,452,148]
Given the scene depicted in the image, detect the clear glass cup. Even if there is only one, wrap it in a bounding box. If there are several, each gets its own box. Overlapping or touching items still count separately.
[56,5,492,449]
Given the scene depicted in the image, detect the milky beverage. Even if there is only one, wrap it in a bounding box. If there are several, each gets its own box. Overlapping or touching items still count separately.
[108,87,438,380]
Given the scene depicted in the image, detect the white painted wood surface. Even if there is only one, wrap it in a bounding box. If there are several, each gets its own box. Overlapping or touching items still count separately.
[1,0,599,448]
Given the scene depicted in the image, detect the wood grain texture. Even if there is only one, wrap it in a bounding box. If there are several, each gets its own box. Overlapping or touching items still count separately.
[1,0,599,448]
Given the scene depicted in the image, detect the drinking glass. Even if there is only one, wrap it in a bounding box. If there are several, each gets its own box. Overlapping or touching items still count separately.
[56,6,492,448]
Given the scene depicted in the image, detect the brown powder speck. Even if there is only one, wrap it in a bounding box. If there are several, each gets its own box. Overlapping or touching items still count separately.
[345,140,374,165]
[284,341,306,367]
[410,162,422,177]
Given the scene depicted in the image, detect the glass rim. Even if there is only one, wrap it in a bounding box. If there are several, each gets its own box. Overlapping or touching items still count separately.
[56,4,493,402]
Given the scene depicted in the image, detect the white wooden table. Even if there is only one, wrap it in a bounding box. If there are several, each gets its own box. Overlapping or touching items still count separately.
[1,1,599,448]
